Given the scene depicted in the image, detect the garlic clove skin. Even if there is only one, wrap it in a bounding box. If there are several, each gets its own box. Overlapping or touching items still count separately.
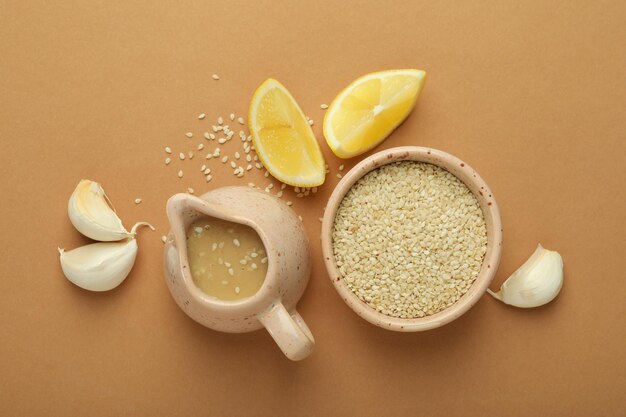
[68,179,132,241]
[487,244,563,308]
[58,240,138,291]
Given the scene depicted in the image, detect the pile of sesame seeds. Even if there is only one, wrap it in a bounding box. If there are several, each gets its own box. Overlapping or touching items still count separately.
[332,161,488,319]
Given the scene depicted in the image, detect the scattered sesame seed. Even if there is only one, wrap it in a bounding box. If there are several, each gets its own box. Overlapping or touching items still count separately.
[312,187,318,193]
[188,151,194,159]
[286,201,293,206]
[251,263,258,270]
[214,148,221,157]
[320,104,329,109]
[204,132,211,140]
[187,187,194,194]
[233,239,240,247]
[206,154,213,160]
[337,173,343,179]
[254,155,259,161]
[230,161,236,169]
[197,143,204,150]
[261,257,268,264]
[179,152,185,160]
[204,168,211,174]
[194,227,203,234]
[281,183,287,190]
[178,170,184,178]
[237,117,245,125]
[248,182,255,187]
[198,113,206,119]
[224,261,232,268]
[165,146,172,154]
[212,243,218,251]
[161,235,167,243]
[308,119,314,126]
[218,138,227,144]
[206,175,212,182]
[255,163,262,169]
[186,132,193,138]
[218,116,224,125]
[230,113,235,121]
[339,164,345,171]
[200,164,207,172]
[165,157,171,165]
[250,252,258,258]
[246,164,253,171]
[296,193,304,198]
[134,198,142,204]
[235,286,240,294]
[264,171,269,178]
[212,74,220,80]
[294,187,300,193]
[277,191,283,198]
[234,152,240,159]
[228,268,234,276]
[221,156,229,163]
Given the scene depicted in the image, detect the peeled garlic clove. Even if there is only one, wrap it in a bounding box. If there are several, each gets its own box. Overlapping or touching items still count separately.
[68,179,132,241]
[487,244,563,308]
[59,240,138,291]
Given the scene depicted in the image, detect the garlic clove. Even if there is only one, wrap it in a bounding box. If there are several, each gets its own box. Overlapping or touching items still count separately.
[68,179,132,241]
[487,244,563,308]
[58,239,138,292]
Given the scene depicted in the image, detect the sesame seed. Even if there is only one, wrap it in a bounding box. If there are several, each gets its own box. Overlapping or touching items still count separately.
[218,138,227,144]
[250,252,258,258]
[212,74,220,80]
[214,148,221,156]
[188,151,194,159]
[248,182,255,187]
[206,175,212,182]
[230,161,236,169]
[165,157,171,165]
[251,263,258,270]
[178,170,184,178]
[165,146,172,154]
[197,143,204,150]
[204,132,211,140]
[198,113,206,119]
[179,152,185,160]
[205,154,213,160]
[320,104,329,109]
[234,152,240,159]
[255,163,262,169]
[312,187,318,193]
[336,173,343,179]
[228,268,234,276]
[161,235,167,243]
[186,132,193,138]
[308,119,314,126]
[237,117,245,125]
[221,156,229,163]
[134,198,142,204]
[294,187,300,193]
[187,187,194,194]
[339,164,345,171]
[233,239,240,247]
[286,201,293,206]
[333,161,488,319]
[281,183,287,190]
[200,164,207,172]
[224,261,231,268]
[296,193,304,198]
[194,227,203,234]
[246,164,253,171]
[277,191,283,198]
[235,286,240,294]
[212,243,218,251]
[204,168,211,174]
[261,257,268,264]
[264,171,269,178]
[218,116,224,125]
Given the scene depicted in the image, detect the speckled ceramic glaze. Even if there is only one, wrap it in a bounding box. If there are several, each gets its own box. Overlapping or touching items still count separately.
[164,186,314,360]
[321,146,503,332]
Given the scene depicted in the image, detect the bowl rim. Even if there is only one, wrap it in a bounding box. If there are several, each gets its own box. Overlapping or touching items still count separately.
[320,146,503,332]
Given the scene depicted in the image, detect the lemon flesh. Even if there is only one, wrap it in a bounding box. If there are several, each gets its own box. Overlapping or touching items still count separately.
[323,69,426,159]
[249,79,325,187]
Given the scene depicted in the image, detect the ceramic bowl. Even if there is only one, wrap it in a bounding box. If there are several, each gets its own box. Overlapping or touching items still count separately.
[321,146,503,331]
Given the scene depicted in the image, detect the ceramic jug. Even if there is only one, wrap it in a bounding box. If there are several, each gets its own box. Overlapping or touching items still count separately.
[163,186,314,360]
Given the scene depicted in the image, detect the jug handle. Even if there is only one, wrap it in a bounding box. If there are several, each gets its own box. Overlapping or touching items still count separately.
[258,302,314,361]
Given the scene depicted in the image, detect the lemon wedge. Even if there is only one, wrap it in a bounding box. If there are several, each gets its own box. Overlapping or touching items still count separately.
[248,79,326,187]
[323,69,426,159]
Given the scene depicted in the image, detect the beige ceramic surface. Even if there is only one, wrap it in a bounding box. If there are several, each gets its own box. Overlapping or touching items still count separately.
[321,147,502,331]
[164,186,314,360]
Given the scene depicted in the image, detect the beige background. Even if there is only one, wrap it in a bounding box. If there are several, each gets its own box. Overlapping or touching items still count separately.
[1,1,625,416]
